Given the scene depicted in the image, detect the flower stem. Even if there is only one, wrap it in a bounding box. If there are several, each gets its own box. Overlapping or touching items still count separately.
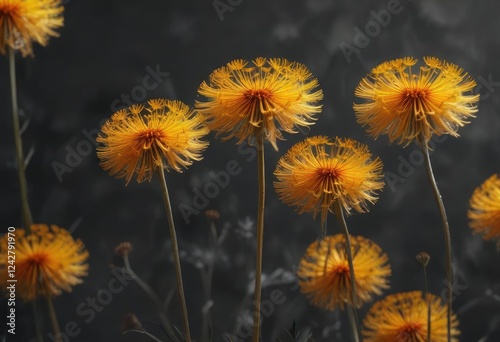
[8,47,33,231]
[420,135,452,342]
[123,255,179,341]
[333,201,360,342]
[346,304,359,342]
[320,214,328,240]
[125,329,164,342]
[157,167,191,342]
[46,296,62,342]
[252,133,266,342]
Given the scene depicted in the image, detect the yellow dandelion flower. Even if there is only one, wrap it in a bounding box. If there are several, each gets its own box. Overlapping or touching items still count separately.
[97,99,209,185]
[363,291,460,342]
[468,174,500,246]
[0,224,89,302]
[274,136,384,223]
[196,57,323,150]
[0,0,64,57]
[354,57,479,147]
[298,234,391,310]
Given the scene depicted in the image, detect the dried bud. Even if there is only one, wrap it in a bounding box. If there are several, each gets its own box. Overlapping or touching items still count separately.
[205,209,220,222]
[123,313,142,331]
[416,252,430,267]
[115,242,133,257]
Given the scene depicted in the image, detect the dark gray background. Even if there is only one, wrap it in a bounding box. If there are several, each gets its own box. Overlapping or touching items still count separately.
[1,0,500,341]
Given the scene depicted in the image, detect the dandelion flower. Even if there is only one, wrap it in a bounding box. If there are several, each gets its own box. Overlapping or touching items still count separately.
[274,136,384,223]
[0,0,64,57]
[468,174,500,246]
[196,57,323,150]
[354,57,479,147]
[97,99,209,185]
[298,234,391,310]
[0,224,89,302]
[363,291,460,342]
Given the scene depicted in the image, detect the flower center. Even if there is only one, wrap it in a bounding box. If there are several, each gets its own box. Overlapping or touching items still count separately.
[400,87,431,117]
[333,264,349,275]
[138,129,164,149]
[317,167,341,180]
[0,3,21,16]
[404,88,428,99]
[244,89,275,121]
[245,89,272,100]
[27,253,48,267]
[397,322,424,340]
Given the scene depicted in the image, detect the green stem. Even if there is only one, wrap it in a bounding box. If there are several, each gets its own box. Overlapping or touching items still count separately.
[333,201,360,342]
[46,296,62,342]
[420,134,452,342]
[157,167,191,342]
[346,304,359,342]
[123,255,178,341]
[8,46,32,231]
[252,134,266,342]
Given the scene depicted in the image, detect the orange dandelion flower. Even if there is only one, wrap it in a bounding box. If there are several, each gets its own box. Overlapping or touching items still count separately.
[0,224,89,302]
[196,57,323,150]
[274,136,384,224]
[97,99,209,185]
[354,57,479,147]
[298,234,391,310]
[468,174,500,247]
[363,291,460,342]
[0,0,64,56]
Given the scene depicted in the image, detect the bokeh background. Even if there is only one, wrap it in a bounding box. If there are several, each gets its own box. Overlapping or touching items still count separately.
[1,0,500,341]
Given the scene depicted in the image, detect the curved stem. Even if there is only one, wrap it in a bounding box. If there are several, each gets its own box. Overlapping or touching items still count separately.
[10,45,37,339]
[333,201,360,342]
[46,296,62,342]
[420,134,452,342]
[252,134,266,342]
[123,255,178,341]
[157,168,191,342]
[125,329,163,342]
[8,47,32,231]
